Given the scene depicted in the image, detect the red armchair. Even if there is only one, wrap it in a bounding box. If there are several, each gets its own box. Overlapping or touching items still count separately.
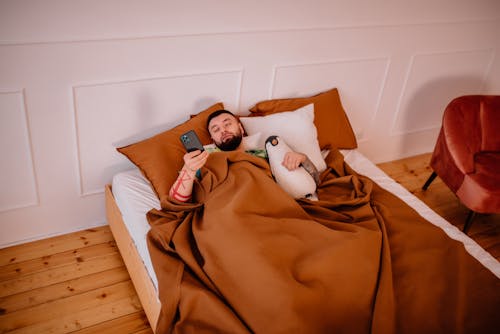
[423,95,500,233]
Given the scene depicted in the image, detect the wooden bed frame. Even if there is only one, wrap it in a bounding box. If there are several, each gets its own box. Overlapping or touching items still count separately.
[105,184,160,332]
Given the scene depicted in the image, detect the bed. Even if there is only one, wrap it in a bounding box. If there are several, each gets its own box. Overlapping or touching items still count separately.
[106,88,500,333]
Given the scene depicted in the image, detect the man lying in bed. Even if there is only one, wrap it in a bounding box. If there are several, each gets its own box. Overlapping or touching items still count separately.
[169,109,317,202]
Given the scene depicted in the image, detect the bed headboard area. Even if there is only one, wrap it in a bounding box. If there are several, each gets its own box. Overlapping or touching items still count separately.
[1,0,499,247]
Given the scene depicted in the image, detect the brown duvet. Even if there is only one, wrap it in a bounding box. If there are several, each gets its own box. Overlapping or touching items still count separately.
[146,149,499,333]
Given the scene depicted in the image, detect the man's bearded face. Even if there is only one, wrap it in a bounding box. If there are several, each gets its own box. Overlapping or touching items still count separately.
[216,131,243,151]
[208,114,244,151]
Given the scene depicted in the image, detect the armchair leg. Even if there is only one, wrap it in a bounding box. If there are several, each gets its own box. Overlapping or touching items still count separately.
[463,210,477,234]
[422,171,437,190]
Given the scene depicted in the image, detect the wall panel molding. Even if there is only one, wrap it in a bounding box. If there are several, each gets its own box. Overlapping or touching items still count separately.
[1,18,498,47]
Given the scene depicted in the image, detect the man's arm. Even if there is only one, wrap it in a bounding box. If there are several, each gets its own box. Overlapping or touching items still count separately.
[169,150,208,202]
[282,151,320,185]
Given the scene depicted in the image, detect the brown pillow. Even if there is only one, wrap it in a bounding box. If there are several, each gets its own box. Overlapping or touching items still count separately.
[117,102,224,201]
[249,88,357,150]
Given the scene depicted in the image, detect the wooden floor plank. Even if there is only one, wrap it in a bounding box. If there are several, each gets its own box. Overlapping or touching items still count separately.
[0,227,113,266]
[6,294,142,334]
[0,252,124,298]
[0,241,118,282]
[0,281,137,332]
[69,311,150,334]
[0,266,130,314]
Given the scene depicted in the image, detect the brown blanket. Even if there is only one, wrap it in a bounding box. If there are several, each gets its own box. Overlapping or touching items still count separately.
[147,150,499,333]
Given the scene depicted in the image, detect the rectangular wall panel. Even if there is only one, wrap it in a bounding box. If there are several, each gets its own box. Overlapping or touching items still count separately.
[74,70,242,196]
[391,49,494,135]
[0,91,38,212]
[272,58,389,140]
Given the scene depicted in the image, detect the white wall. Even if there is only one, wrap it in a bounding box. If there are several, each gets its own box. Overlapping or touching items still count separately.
[1,0,499,247]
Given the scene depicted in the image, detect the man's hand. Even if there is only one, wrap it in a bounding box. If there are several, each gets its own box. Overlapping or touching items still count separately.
[169,150,209,202]
[183,150,209,173]
[282,151,307,171]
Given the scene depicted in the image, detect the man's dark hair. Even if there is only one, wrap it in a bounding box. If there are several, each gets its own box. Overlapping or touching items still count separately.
[206,109,237,129]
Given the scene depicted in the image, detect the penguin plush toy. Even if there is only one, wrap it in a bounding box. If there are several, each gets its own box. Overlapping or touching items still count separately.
[265,135,319,200]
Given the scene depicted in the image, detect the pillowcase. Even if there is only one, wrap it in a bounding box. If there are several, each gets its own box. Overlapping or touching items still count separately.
[240,103,327,172]
[241,132,264,151]
[249,88,357,150]
[117,102,224,201]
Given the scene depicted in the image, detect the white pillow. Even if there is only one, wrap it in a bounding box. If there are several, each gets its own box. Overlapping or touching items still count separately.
[240,103,326,172]
[241,132,264,151]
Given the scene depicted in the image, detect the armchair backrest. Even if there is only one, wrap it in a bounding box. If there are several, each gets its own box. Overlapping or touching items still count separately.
[480,96,500,152]
[443,96,481,174]
[442,95,499,174]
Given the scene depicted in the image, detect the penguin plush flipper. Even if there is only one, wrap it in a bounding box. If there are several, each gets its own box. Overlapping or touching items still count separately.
[300,157,320,185]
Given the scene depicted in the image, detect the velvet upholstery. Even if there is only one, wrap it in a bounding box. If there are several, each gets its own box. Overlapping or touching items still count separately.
[429,95,500,214]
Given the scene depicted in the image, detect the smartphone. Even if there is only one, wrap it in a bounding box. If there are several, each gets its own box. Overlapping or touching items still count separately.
[180,130,205,153]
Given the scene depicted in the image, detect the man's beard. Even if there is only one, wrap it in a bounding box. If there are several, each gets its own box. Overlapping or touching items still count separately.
[215,133,243,151]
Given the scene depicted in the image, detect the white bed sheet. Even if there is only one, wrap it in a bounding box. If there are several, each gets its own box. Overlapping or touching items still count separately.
[111,149,500,292]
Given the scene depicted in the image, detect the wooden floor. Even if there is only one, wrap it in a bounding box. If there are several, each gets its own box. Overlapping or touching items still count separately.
[0,152,498,333]
[0,227,153,334]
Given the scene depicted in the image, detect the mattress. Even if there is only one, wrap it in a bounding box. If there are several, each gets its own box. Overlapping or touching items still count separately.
[111,149,500,293]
